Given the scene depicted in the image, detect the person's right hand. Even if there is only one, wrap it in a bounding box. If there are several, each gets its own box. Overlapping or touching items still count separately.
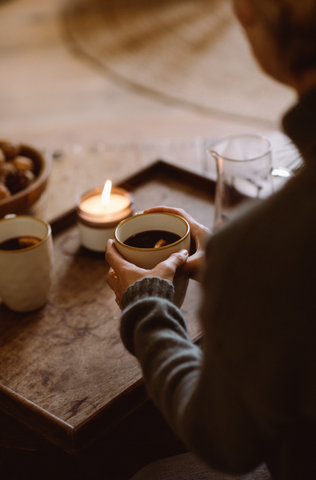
[144,206,211,281]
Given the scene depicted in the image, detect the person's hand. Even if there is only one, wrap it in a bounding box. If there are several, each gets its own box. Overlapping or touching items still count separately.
[106,239,189,308]
[144,206,211,281]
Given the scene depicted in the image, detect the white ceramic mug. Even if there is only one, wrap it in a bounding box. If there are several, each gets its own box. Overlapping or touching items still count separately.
[114,212,191,307]
[0,215,53,312]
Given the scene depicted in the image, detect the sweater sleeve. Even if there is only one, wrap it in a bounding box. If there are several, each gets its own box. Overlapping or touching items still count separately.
[120,277,203,435]
[120,276,265,473]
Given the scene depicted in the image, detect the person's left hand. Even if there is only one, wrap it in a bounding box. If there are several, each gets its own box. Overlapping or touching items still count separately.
[106,239,189,308]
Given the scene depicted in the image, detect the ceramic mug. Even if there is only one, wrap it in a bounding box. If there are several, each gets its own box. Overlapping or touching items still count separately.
[114,212,190,307]
[0,215,53,312]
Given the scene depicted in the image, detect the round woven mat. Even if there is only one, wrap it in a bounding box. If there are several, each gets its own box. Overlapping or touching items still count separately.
[62,0,295,126]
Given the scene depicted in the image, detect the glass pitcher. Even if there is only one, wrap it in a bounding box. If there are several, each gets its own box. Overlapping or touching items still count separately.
[208,134,276,228]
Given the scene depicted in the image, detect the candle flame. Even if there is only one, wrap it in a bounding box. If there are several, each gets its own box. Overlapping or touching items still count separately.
[102,180,112,206]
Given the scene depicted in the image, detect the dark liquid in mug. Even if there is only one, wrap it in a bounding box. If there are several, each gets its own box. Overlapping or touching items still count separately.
[124,230,181,249]
[0,236,41,251]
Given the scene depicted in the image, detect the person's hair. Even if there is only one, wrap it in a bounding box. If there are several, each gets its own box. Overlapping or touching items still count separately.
[253,0,316,73]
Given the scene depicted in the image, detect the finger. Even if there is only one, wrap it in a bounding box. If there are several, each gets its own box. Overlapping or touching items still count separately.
[105,238,118,256]
[144,205,184,213]
[143,207,210,242]
[144,206,192,221]
[184,251,204,271]
[175,250,205,278]
[144,206,209,240]
[105,238,114,253]
[171,249,189,268]
[156,249,189,278]
[105,239,130,270]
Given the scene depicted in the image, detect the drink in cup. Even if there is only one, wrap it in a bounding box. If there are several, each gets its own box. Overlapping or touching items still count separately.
[0,215,53,312]
[114,212,190,307]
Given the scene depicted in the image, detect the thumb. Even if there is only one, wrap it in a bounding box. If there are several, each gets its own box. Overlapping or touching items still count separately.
[161,249,189,274]
[151,249,189,284]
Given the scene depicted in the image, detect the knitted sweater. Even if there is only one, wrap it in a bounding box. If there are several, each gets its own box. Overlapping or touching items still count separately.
[120,88,316,479]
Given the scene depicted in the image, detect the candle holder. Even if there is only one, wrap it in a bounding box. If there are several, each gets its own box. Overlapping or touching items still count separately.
[77,186,134,252]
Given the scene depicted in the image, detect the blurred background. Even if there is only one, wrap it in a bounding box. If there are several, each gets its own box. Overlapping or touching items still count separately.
[0,0,297,219]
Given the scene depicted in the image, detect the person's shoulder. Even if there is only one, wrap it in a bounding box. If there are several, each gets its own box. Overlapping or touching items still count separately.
[208,164,316,256]
[201,166,316,423]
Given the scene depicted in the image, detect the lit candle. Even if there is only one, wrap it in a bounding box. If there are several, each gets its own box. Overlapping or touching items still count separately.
[80,180,131,217]
[77,181,133,252]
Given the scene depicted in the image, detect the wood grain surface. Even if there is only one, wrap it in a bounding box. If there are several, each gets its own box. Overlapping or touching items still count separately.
[0,0,284,468]
[0,162,214,452]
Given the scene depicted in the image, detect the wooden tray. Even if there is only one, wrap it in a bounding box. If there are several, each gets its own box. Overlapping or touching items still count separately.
[0,160,215,452]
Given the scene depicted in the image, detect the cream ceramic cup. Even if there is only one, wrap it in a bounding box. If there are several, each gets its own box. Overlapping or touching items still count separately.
[0,215,53,312]
[114,212,190,306]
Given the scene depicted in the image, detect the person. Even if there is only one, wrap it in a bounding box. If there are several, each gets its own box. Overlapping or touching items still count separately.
[106,0,316,478]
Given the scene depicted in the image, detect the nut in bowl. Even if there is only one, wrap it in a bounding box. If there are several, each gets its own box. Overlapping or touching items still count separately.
[0,141,51,218]
[114,212,191,306]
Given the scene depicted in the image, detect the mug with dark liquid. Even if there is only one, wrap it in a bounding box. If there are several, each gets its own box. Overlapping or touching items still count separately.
[0,236,41,251]
[0,215,53,312]
[124,230,181,249]
[114,212,190,307]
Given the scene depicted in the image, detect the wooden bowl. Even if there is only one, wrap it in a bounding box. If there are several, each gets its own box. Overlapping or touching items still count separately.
[0,143,51,218]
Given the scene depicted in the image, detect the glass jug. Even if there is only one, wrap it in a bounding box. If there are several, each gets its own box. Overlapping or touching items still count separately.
[208,134,275,228]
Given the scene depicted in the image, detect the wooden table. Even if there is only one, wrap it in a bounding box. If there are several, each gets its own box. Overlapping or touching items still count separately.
[0,1,291,476]
[0,161,214,453]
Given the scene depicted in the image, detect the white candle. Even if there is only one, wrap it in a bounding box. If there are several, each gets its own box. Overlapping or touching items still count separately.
[77,183,133,252]
[80,193,130,216]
